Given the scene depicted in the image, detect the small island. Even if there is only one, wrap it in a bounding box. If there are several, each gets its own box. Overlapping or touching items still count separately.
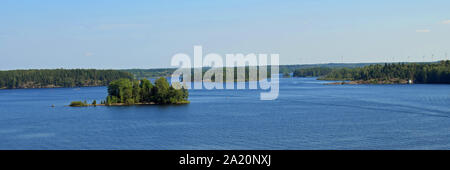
[70,77,189,106]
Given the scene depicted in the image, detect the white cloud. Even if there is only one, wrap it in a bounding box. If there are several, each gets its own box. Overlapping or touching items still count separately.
[442,20,450,24]
[416,29,431,33]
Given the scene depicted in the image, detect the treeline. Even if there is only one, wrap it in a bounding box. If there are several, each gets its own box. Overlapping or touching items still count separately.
[0,69,134,89]
[125,63,375,79]
[133,67,273,82]
[293,67,333,77]
[321,61,450,84]
[281,63,374,75]
[185,67,272,82]
[104,77,188,105]
[125,68,176,80]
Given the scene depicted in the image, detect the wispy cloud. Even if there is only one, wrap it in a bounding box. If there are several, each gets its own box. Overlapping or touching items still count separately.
[416,29,431,33]
[442,20,450,24]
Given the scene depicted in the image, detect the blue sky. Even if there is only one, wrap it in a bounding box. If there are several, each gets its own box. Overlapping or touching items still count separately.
[0,0,449,70]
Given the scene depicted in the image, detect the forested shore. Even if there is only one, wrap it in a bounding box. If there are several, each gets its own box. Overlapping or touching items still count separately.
[293,61,450,84]
[0,69,133,89]
[2,61,447,90]
[127,63,376,80]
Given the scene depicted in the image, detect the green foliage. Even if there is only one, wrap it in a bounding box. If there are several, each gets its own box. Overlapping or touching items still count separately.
[153,77,170,103]
[132,80,141,103]
[106,77,188,105]
[126,67,273,82]
[69,101,88,107]
[125,69,176,79]
[0,69,133,89]
[322,61,450,84]
[124,63,376,80]
[293,67,333,77]
[140,79,153,102]
[0,63,387,89]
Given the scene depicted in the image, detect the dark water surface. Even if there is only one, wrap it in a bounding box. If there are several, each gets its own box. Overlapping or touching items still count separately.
[0,77,449,149]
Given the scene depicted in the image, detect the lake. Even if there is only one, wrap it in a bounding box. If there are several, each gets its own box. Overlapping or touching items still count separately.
[0,77,449,149]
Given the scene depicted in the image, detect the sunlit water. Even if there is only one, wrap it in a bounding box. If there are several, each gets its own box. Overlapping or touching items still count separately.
[0,77,449,149]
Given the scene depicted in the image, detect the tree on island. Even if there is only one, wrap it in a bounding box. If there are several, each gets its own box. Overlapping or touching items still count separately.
[106,77,188,105]
[69,101,88,107]
[140,79,153,102]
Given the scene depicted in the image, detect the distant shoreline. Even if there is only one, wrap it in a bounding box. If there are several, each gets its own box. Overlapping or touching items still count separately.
[0,85,106,90]
[299,61,450,85]
[1,79,268,90]
[323,78,420,85]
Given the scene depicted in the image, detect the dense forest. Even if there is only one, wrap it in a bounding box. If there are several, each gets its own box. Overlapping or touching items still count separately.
[321,60,450,84]
[129,67,273,82]
[280,63,375,76]
[125,68,176,80]
[292,61,450,84]
[104,77,189,105]
[189,67,272,82]
[125,63,377,79]
[293,67,333,77]
[0,69,133,89]
[3,62,445,89]
[126,64,371,81]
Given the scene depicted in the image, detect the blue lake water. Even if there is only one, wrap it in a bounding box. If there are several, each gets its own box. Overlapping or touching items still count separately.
[0,77,449,150]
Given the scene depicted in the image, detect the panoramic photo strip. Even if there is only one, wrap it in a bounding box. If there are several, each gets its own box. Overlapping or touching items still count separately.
[0,0,449,169]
